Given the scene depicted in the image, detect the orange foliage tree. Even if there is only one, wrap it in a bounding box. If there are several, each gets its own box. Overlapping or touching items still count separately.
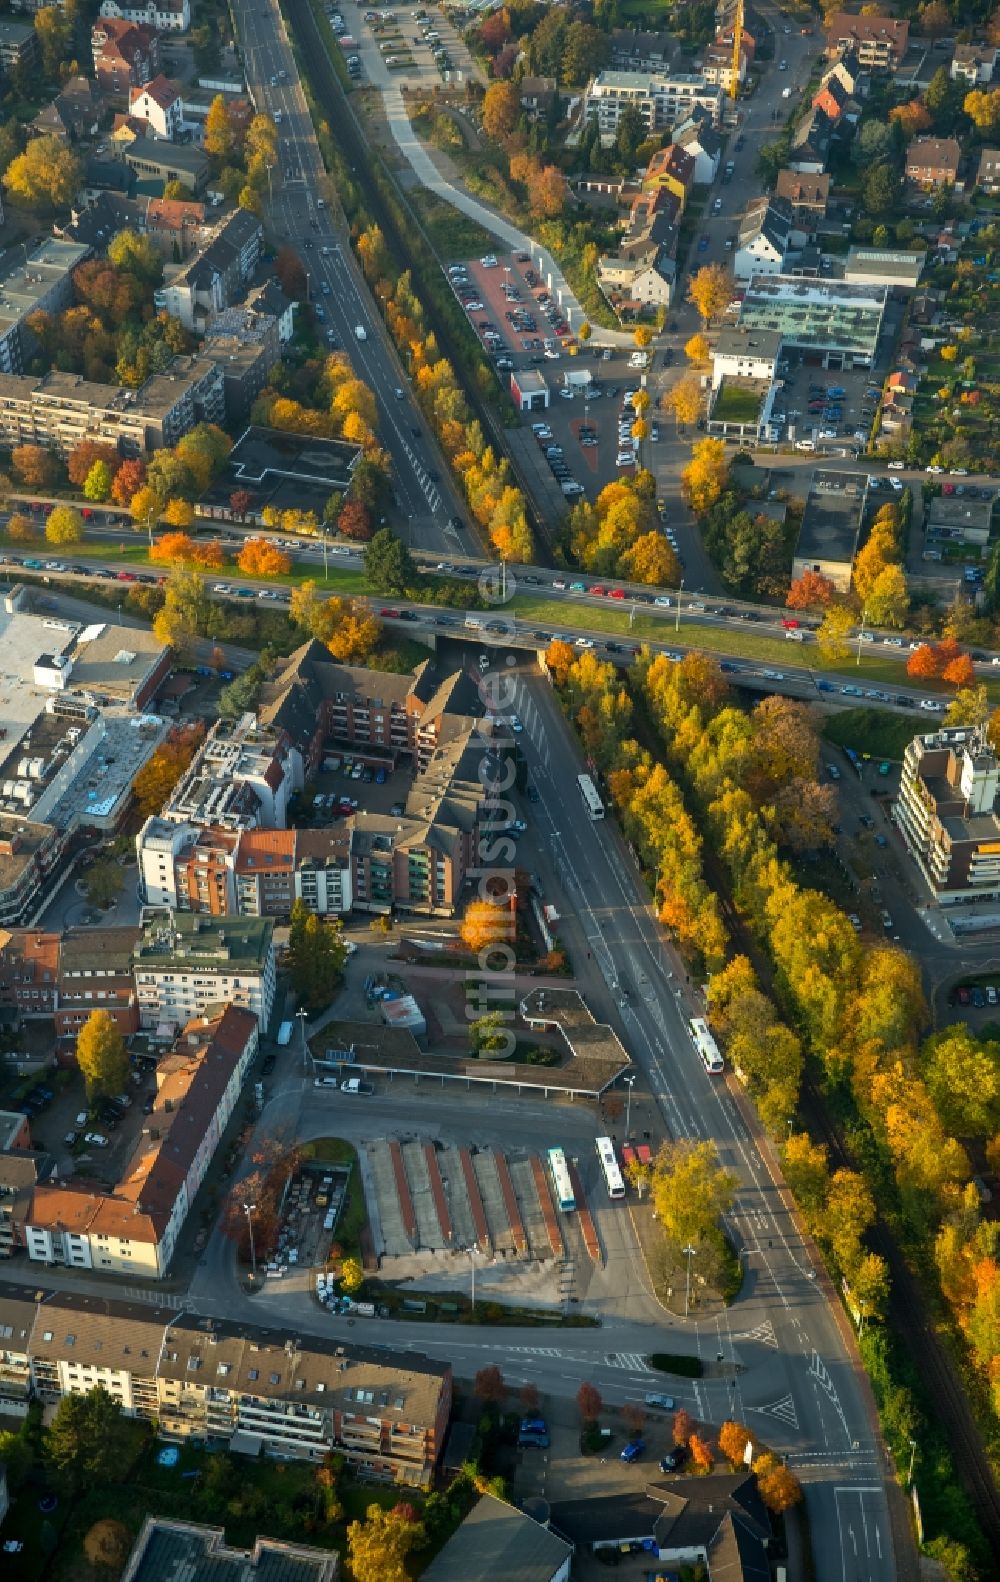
[460,899,515,955]
[689,1432,715,1472]
[237,538,292,577]
[753,1452,803,1513]
[942,653,976,689]
[132,722,205,818]
[111,457,146,507]
[786,569,835,609]
[718,1419,756,1467]
[672,1407,694,1446]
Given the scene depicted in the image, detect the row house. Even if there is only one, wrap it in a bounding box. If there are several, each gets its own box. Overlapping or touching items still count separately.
[0,930,60,1019]
[775,169,831,226]
[672,112,723,185]
[906,136,963,191]
[977,147,1000,194]
[643,142,696,212]
[0,1287,42,1419]
[18,1008,258,1277]
[700,39,749,95]
[155,210,264,333]
[54,924,141,1038]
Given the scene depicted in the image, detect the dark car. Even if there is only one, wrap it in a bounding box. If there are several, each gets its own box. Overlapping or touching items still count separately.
[971,987,987,1008]
[261,1054,277,1075]
[659,1445,689,1473]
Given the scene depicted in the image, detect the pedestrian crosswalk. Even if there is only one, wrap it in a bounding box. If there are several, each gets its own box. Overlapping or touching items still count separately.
[604,1352,652,1373]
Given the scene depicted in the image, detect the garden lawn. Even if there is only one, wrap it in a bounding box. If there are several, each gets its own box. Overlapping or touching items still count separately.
[823,707,917,761]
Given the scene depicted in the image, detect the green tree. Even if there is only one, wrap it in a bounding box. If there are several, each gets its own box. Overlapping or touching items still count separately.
[75,1009,129,1103]
[287,898,347,1012]
[470,1011,510,1056]
[363,528,417,595]
[614,104,646,165]
[863,162,899,216]
[83,459,113,502]
[82,860,124,910]
[45,1387,143,1493]
[923,1026,1000,1137]
[107,228,163,287]
[0,1425,33,1490]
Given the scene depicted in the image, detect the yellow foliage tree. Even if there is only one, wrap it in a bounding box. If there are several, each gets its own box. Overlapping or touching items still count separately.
[162,498,195,529]
[687,264,733,324]
[460,899,515,955]
[45,505,83,545]
[664,375,703,429]
[681,438,727,512]
[684,332,711,365]
[237,538,292,577]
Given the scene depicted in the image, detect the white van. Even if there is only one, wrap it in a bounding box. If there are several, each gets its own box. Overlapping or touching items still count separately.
[276,1021,294,1046]
[784,628,804,641]
[795,438,816,452]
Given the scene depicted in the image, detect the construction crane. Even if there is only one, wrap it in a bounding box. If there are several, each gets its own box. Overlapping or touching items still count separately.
[730,0,743,101]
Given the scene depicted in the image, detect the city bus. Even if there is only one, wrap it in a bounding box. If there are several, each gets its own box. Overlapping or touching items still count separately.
[596,1136,625,1200]
[577,773,605,821]
[689,1017,724,1075]
[547,1147,576,1212]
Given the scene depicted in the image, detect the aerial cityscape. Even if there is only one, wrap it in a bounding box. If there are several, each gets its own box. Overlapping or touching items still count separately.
[0,0,997,1579]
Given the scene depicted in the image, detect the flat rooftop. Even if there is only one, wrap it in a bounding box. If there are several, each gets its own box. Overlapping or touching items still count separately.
[738,274,887,356]
[68,622,167,702]
[197,425,361,518]
[714,326,783,361]
[845,247,925,283]
[0,611,80,772]
[32,714,167,829]
[926,494,995,531]
[0,239,90,338]
[135,911,274,972]
[796,468,868,567]
[122,1519,337,1582]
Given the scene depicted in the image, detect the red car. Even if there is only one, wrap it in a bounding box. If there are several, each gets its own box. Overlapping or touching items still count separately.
[782,618,799,629]
[589,585,605,596]
[380,607,400,617]
[608,589,625,600]
[116,570,136,581]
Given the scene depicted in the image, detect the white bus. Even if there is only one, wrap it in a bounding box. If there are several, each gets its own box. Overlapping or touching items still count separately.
[577,773,605,821]
[689,1017,724,1075]
[547,1147,576,1212]
[596,1136,625,1200]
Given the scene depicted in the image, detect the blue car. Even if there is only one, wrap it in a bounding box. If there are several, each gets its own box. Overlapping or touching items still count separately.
[621,1439,646,1463]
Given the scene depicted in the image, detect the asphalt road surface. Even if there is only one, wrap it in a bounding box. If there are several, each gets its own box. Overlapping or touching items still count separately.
[232,0,465,552]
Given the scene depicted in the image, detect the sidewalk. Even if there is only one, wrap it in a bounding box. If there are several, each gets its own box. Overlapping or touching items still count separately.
[381,84,635,348]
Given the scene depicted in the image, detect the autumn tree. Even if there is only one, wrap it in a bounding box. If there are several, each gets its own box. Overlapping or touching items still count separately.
[781,1133,830,1225]
[6,513,38,543]
[684,332,711,365]
[718,1420,755,1468]
[12,444,59,490]
[474,1364,507,1406]
[619,531,681,587]
[219,1137,302,1262]
[45,505,83,545]
[460,899,514,955]
[786,568,835,609]
[689,1432,715,1472]
[34,6,72,78]
[237,537,292,577]
[287,897,347,1011]
[68,441,119,489]
[275,246,307,301]
[83,460,113,502]
[75,1010,128,1103]
[151,532,198,567]
[681,438,728,512]
[163,497,195,529]
[965,87,1000,133]
[204,94,238,159]
[688,264,734,324]
[664,374,703,430]
[4,136,80,208]
[111,457,146,507]
[651,1138,737,1252]
[107,228,163,287]
[519,1382,541,1415]
[754,1453,803,1514]
[337,498,371,542]
[672,1407,694,1446]
[816,602,854,663]
[340,1256,363,1294]
[943,652,976,689]
[132,722,205,817]
[347,1503,425,1582]
[576,1381,602,1423]
[482,80,520,142]
[621,1402,647,1435]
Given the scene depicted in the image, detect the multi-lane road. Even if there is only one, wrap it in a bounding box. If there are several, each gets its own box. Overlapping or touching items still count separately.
[232,0,464,551]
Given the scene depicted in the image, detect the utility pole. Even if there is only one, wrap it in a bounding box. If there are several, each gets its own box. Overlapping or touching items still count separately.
[243,1201,257,1280]
[684,1243,697,1317]
[296,1006,309,1071]
[624,1073,635,1140]
[675,578,685,634]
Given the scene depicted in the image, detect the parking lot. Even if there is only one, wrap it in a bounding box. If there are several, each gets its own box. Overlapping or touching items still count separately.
[330,1,480,89]
[304,752,412,825]
[778,355,879,453]
[264,1159,350,1282]
[448,249,659,504]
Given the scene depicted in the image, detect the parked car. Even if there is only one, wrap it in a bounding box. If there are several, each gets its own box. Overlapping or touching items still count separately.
[621,1439,646,1463]
[84,1132,109,1148]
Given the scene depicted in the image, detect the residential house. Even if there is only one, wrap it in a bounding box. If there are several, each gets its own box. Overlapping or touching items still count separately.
[788,106,833,174]
[55,192,146,252]
[711,325,783,388]
[82,157,138,201]
[672,113,723,185]
[92,16,160,95]
[643,142,695,212]
[597,206,678,307]
[143,196,207,258]
[156,714,303,832]
[422,1494,572,1582]
[734,196,792,281]
[245,278,295,342]
[821,48,866,99]
[203,303,282,423]
[608,28,677,73]
[155,208,264,331]
[701,38,749,95]
[518,76,558,121]
[812,72,850,125]
[21,1007,259,1276]
[0,1287,42,1416]
[976,147,1000,194]
[895,730,1000,917]
[133,911,277,1030]
[98,0,191,32]
[30,78,102,143]
[0,18,39,77]
[129,74,184,140]
[53,925,141,1038]
[585,70,723,138]
[775,169,830,225]
[824,12,908,71]
[951,44,997,86]
[0,357,224,455]
[0,930,60,1020]
[136,819,352,919]
[905,136,963,190]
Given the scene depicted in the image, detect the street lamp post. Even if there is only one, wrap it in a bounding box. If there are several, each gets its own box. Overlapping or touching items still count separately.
[624,1073,636,1140]
[675,578,685,634]
[296,1006,309,1070]
[683,1243,697,1318]
[466,1246,481,1311]
[907,1438,918,1485]
[856,608,869,667]
[243,1201,257,1280]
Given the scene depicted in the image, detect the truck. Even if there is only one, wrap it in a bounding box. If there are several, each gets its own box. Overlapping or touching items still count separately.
[341,1077,373,1095]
